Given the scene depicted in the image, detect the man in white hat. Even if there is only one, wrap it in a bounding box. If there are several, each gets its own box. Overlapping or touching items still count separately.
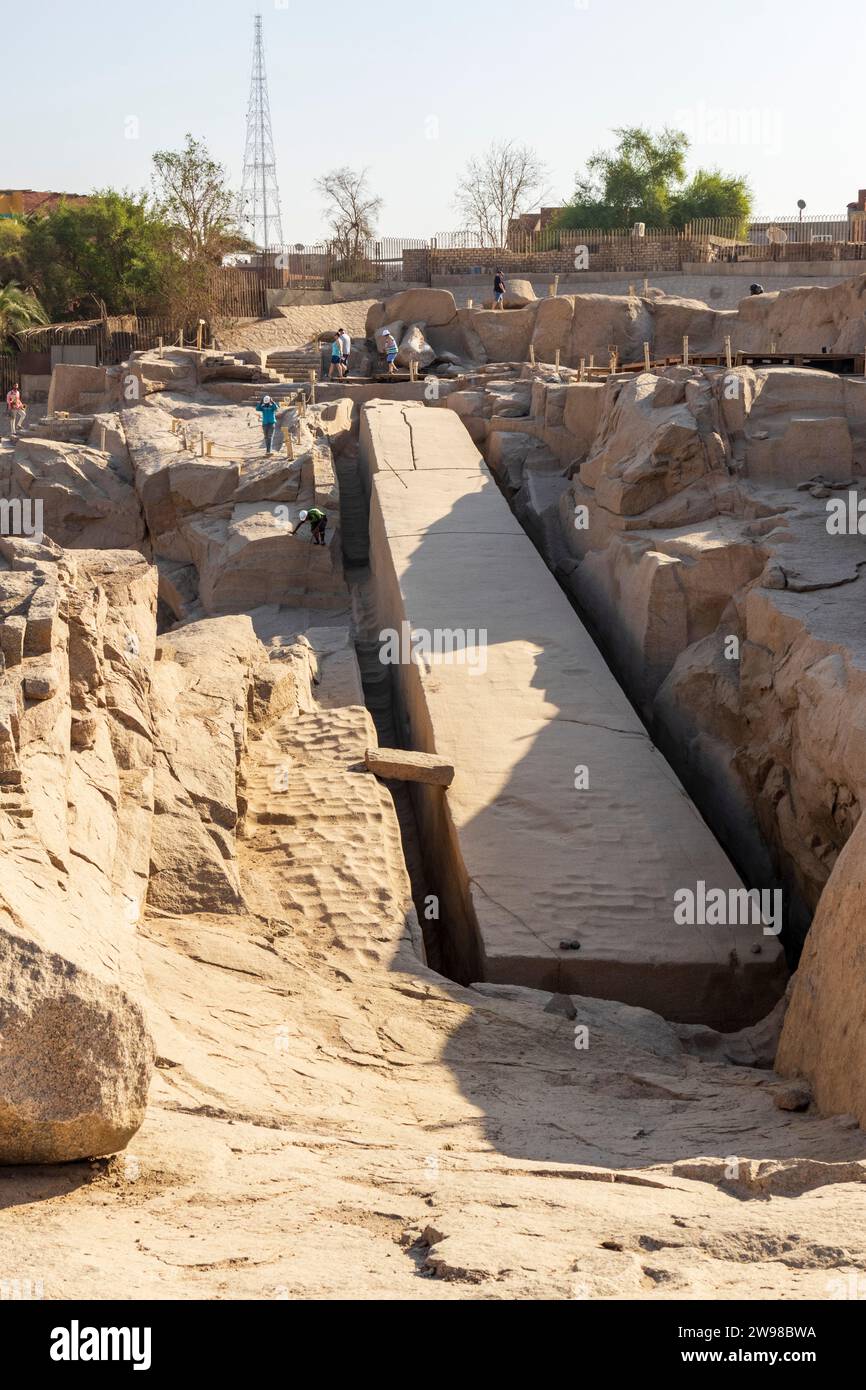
[292,507,328,545]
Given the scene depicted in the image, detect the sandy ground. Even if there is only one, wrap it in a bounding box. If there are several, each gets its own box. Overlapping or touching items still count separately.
[219,303,378,354]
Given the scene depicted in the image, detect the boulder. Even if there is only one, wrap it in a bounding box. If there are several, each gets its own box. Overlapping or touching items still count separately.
[0,551,157,1163]
[366,746,455,786]
[396,324,436,370]
[366,289,458,337]
[776,812,866,1126]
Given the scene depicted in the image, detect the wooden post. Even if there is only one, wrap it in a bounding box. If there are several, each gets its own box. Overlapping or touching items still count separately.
[285,431,294,460]
[554,348,561,370]
[157,336,163,358]
[309,369,316,405]
[99,424,107,452]
[196,320,204,351]
[199,431,204,457]
[529,344,536,366]
[643,341,651,372]
[205,441,214,458]
[467,297,474,309]
[643,277,649,296]
[551,274,560,297]
[177,328,184,348]
[578,357,585,381]
[609,347,618,374]
[589,354,595,370]
[724,335,733,370]
[682,335,689,367]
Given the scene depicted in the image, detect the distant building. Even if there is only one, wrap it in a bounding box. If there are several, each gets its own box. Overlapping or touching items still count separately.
[507,207,563,245]
[0,189,91,219]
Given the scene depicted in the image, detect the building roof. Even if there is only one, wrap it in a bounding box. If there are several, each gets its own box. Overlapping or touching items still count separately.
[0,189,91,217]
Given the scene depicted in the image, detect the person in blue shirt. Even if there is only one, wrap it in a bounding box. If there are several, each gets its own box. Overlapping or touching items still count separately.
[329,334,345,381]
[255,394,279,453]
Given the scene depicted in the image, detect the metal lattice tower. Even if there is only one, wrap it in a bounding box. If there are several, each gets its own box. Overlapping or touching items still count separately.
[239,14,283,249]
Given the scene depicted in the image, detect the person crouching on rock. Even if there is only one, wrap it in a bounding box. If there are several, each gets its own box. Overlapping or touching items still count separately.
[293,508,328,545]
[255,394,279,453]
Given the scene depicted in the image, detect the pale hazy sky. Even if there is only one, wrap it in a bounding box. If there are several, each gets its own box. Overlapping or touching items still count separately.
[6,0,863,241]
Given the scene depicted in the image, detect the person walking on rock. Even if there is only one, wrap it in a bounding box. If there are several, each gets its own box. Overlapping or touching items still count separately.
[6,382,25,437]
[493,270,506,309]
[293,507,328,545]
[381,329,399,375]
[338,327,351,375]
[255,394,279,453]
[329,334,344,380]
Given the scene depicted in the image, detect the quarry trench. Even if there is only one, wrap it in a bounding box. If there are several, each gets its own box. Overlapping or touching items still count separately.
[338,397,785,1031]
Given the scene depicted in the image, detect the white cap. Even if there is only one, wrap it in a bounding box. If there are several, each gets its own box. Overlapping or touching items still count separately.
[298,510,308,521]
[262,394,272,403]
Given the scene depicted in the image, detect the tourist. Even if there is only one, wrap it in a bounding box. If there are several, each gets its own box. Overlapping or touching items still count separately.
[338,327,351,374]
[5,382,25,437]
[255,394,278,453]
[750,283,764,296]
[329,334,344,380]
[493,270,506,309]
[292,507,328,546]
[381,329,399,375]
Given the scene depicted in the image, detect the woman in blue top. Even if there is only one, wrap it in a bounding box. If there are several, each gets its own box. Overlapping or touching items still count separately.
[255,395,279,454]
[329,334,344,380]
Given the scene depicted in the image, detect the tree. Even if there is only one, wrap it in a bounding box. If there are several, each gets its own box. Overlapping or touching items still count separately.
[669,169,752,232]
[151,134,240,263]
[454,141,549,247]
[314,167,383,264]
[558,126,752,231]
[0,281,49,339]
[0,220,27,286]
[22,192,168,319]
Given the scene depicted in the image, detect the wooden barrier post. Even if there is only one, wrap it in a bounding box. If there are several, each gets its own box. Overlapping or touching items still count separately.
[682,335,689,367]
[643,277,649,296]
[643,341,651,372]
[608,347,618,374]
[157,336,164,358]
[554,348,561,371]
[205,441,214,458]
[578,357,585,381]
[551,274,560,297]
[529,344,536,367]
[199,431,205,457]
[467,297,474,309]
[99,424,107,452]
[589,354,595,371]
[196,320,204,351]
[309,369,316,405]
[724,335,733,370]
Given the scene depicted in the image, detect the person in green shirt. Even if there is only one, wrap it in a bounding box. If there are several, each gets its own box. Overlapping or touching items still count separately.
[292,507,328,545]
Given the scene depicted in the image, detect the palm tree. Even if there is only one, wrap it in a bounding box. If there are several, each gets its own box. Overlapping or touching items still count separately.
[0,281,49,340]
